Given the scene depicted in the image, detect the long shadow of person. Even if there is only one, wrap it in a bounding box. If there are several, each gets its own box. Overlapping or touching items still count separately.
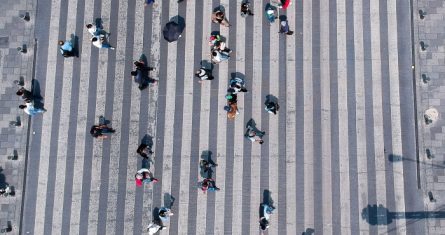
[71,34,80,57]
[200,150,217,178]
[0,167,6,189]
[95,18,103,29]
[200,59,214,71]
[163,193,175,209]
[31,79,44,109]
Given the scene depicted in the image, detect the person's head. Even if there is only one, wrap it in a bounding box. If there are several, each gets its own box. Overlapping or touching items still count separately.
[135,173,143,180]
[86,24,93,28]
[16,89,24,96]
[131,71,138,76]
[91,37,98,42]
[58,40,64,45]
[216,11,224,18]
[212,51,217,56]
[195,70,202,75]
[19,105,26,109]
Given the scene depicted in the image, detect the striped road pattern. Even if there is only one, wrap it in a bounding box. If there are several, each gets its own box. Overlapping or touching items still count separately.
[22,0,426,234]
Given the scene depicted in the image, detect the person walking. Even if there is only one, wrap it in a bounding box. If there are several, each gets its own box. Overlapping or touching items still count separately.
[241,1,254,17]
[135,168,158,187]
[90,122,115,139]
[144,0,155,7]
[201,178,220,193]
[211,10,231,27]
[158,207,174,222]
[279,19,294,35]
[228,77,247,94]
[147,219,165,235]
[131,60,156,89]
[265,4,278,24]
[19,103,46,116]
[195,68,214,83]
[91,35,115,50]
[86,23,100,36]
[200,159,218,174]
[245,124,265,144]
[16,87,33,103]
[137,143,154,158]
[211,49,230,64]
[265,100,280,114]
[59,40,75,57]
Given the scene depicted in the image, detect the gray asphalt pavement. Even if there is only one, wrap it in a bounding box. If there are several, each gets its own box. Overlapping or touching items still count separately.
[17,0,430,234]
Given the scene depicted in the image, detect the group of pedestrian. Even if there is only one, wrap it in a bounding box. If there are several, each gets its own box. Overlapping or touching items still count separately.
[209,32,232,64]
[16,85,46,117]
[199,159,220,193]
[87,23,115,49]
[76,1,292,232]
[224,77,248,120]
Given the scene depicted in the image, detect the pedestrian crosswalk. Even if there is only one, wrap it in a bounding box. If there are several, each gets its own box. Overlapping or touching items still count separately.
[22,0,426,234]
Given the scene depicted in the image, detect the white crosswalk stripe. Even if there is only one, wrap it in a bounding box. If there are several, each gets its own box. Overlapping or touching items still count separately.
[303,0,315,230]
[195,1,211,231]
[285,2,298,234]
[370,0,388,231]
[22,0,420,234]
[105,0,129,232]
[69,0,95,232]
[51,0,78,232]
[387,0,406,234]
[320,0,333,233]
[123,1,145,233]
[87,0,112,233]
[177,0,196,233]
[141,1,163,231]
[245,1,263,235]
[268,7,280,235]
[336,0,352,233]
[353,0,369,233]
[231,1,248,235]
[33,0,62,233]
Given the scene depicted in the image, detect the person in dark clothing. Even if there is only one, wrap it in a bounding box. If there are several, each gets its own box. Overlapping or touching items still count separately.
[265,100,280,115]
[225,93,238,104]
[131,60,156,90]
[137,143,154,158]
[16,87,33,103]
[195,68,214,83]
[241,2,254,17]
[279,19,294,35]
[200,160,218,173]
[90,124,115,139]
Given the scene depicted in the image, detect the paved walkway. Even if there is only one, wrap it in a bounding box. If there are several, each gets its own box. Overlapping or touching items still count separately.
[0,0,35,233]
[19,0,428,234]
[416,0,445,234]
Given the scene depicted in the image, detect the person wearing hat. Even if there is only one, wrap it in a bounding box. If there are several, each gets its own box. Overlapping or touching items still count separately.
[135,168,158,187]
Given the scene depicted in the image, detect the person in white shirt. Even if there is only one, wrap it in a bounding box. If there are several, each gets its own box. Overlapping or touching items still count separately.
[91,36,115,50]
[19,103,46,116]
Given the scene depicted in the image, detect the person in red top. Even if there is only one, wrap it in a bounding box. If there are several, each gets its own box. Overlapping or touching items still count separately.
[135,168,158,187]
